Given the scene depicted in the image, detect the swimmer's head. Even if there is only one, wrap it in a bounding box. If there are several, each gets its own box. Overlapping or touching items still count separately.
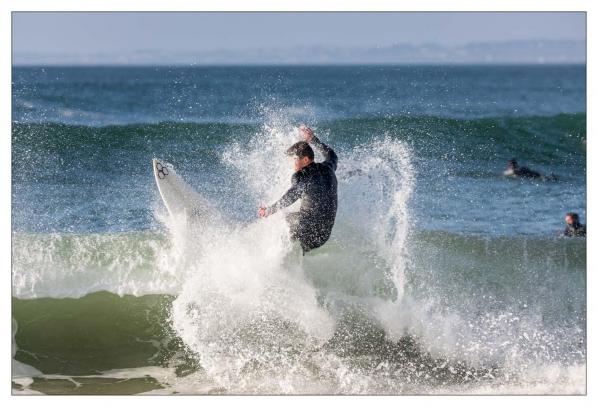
[286,141,314,172]
[565,212,580,226]
[504,159,519,176]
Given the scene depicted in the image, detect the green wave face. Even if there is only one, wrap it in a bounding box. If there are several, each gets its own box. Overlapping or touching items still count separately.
[12,113,586,158]
[12,292,194,376]
[12,232,585,391]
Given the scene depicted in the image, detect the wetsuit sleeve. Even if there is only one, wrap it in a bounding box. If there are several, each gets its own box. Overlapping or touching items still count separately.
[520,167,541,178]
[311,136,338,171]
[267,173,303,215]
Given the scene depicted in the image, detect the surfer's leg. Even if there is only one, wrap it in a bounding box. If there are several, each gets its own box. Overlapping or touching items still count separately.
[285,212,302,241]
[287,212,314,255]
[283,213,308,264]
[282,226,305,270]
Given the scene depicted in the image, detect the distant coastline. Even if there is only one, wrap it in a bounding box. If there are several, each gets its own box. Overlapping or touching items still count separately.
[13,39,586,66]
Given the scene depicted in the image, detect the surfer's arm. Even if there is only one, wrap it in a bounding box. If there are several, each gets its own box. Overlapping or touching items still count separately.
[299,125,337,171]
[311,136,338,171]
[266,173,303,215]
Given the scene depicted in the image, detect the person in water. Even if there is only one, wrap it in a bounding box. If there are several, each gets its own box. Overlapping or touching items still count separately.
[258,125,338,253]
[564,212,586,237]
[503,159,542,179]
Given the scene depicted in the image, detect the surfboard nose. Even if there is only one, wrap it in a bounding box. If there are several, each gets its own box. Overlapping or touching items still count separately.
[153,158,170,179]
[153,158,163,171]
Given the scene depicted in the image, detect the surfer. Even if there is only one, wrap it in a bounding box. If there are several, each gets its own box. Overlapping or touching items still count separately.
[258,125,338,253]
[563,212,586,237]
[503,159,543,179]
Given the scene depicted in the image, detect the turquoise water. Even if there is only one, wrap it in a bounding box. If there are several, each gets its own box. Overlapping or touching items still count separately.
[12,65,586,394]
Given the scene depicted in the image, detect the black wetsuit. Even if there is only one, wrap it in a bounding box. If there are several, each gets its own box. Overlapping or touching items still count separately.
[514,166,542,179]
[564,222,586,237]
[267,137,338,252]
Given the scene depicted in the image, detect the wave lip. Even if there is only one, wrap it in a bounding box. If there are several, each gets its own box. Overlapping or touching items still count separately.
[11,231,181,299]
[12,113,585,175]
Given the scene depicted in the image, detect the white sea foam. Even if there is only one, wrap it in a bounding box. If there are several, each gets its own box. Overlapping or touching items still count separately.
[11,115,586,394]
[11,230,181,298]
[167,119,424,391]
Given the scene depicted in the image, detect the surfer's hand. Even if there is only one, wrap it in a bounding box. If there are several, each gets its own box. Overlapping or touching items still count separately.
[299,124,314,143]
[258,206,269,218]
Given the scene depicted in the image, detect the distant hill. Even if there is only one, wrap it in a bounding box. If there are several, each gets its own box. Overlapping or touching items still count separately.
[13,39,585,65]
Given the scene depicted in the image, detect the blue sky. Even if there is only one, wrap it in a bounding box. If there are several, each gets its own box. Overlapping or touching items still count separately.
[12,12,586,64]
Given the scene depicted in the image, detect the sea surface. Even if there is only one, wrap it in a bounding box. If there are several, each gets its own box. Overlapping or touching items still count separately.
[12,65,586,394]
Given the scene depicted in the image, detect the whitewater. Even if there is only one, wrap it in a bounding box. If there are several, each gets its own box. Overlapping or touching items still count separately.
[12,121,585,394]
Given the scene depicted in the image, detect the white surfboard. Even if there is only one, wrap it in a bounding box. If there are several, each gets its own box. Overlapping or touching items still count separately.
[152,158,214,223]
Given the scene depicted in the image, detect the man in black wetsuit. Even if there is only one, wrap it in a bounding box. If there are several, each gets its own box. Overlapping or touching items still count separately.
[564,212,586,237]
[258,125,338,253]
[503,159,542,179]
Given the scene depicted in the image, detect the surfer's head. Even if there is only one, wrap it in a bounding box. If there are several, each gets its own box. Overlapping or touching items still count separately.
[286,141,314,172]
[565,212,580,226]
[507,159,519,170]
[503,158,519,176]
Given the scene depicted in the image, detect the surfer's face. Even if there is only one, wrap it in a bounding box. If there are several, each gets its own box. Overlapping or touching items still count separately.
[293,156,312,172]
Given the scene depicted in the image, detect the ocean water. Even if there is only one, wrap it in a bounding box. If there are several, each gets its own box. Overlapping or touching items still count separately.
[12,65,586,394]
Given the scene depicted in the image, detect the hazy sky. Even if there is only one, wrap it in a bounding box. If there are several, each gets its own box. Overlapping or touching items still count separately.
[13,12,585,55]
